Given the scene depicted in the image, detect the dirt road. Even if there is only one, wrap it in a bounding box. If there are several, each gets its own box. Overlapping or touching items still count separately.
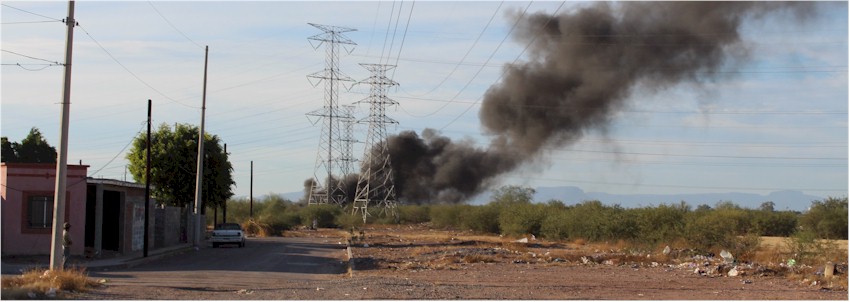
[69,230,847,300]
[74,237,348,299]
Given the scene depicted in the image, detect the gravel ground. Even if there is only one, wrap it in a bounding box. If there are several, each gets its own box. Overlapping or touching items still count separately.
[62,225,848,300]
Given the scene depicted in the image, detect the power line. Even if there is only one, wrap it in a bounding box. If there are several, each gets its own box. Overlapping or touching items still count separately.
[76,24,199,109]
[147,1,204,49]
[1,49,62,65]
[86,121,147,178]
[390,0,416,80]
[399,1,503,96]
[1,4,62,22]
[406,1,536,120]
[1,20,62,25]
[379,1,399,64]
[1,63,62,71]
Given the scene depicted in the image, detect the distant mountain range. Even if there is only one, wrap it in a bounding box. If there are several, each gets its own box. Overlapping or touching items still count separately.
[281,186,833,212]
[467,186,828,212]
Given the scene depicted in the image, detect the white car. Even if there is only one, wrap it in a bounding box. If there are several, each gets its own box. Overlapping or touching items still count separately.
[210,223,246,248]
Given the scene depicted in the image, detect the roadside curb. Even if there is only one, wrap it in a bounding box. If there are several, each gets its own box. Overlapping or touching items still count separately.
[85,244,195,272]
[121,244,195,269]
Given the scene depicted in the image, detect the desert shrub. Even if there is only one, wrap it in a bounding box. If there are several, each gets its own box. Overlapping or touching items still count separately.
[540,208,571,240]
[222,197,251,224]
[489,185,535,205]
[2,268,97,299]
[398,205,431,224]
[539,201,627,242]
[300,204,342,228]
[632,202,689,245]
[429,204,465,229]
[798,197,848,239]
[783,230,844,265]
[498,202,546,236]
[730,233,762,262]
[751,209,798,237]
[460,204,500,233]
[257,210,301,234]
[684,206,753,251]
[335,209,365,229]
[242,219,273,237]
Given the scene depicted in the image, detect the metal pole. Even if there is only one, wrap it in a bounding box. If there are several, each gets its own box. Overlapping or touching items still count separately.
[250,160,253,218]
[193,46,208,248]
[143,99,151,257]
[49,0,75,271]
[222,144,227,224]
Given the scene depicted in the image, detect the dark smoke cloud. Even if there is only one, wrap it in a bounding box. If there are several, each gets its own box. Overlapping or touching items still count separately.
[364,2,816,204]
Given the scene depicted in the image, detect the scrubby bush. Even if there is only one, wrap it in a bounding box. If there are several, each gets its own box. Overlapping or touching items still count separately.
[490,185,535,205]
[684,204,754,252]
[498,202,546,236]
[539,201,630,242]
[398,205,431,224]
[429,204,465,229]
[751,209,798,237]
[460,204,500,233]
[799,197,848,240]
[631,202,689,245]
[335,208,365,230]
[300,204,342,228]
[540,208,571,240]
[783,230,844,265]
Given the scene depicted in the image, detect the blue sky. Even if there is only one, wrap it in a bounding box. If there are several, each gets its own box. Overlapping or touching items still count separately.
[2,1,847,203]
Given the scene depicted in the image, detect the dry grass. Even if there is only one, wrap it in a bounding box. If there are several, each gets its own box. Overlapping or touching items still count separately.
[241,219,274,237]
[1,267,97,299]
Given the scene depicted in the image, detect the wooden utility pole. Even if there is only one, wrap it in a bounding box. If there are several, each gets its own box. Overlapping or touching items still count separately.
[143,99,152,257]
[193,46,209,248]
[49,0,75,271]
[250,160,253,218]
[222,144,227,224]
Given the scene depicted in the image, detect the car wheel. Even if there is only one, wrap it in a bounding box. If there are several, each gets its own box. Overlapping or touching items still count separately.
[240,241,245,248]
[213,242,218,248]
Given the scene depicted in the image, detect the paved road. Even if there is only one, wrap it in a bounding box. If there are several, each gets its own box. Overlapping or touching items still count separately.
[84,237,349,297]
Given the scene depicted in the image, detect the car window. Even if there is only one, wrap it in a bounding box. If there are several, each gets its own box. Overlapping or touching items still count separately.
[216,223,241,230]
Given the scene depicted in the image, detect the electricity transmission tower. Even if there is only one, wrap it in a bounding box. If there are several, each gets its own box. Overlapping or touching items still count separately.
[306,23,357,205]
[352,63,399,222]
[340,105,359,177]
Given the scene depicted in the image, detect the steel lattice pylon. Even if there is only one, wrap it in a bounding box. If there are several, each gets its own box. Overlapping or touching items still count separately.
[340,105,359,177]
[306,23,357,205]
[352,63,399,223]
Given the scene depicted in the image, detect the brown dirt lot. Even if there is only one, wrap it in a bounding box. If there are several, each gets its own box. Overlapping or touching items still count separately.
[333,224,848,300]
[24,225,848,300]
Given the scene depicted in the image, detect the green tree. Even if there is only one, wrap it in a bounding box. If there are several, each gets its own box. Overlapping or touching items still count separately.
[1,127,57,163]
[799,197,848,239]
[126,123,234,209]
[1,137,17,162]
[490,185,535,205]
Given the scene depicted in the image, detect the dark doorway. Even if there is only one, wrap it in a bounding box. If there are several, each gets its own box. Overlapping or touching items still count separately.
[102,190,121,251]
[85,185,96,248]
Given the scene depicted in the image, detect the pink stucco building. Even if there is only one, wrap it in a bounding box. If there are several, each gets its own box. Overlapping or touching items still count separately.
[1,163,88,256]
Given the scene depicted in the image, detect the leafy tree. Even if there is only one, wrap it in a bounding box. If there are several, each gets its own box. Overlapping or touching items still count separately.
[498,202,547,236]
[1,127,57,163]
[126,123,234,209]
[1,137,17,162]
[632,202,689,245]
[799,197,848,239]
[490,185,535,205]
[759,201,775,212]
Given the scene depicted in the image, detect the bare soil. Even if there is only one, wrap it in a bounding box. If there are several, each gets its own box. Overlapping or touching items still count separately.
[51,224,850,299]
[338,224,848,300]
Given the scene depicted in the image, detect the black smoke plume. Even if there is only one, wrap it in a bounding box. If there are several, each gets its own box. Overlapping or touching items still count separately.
[373,2,816,204]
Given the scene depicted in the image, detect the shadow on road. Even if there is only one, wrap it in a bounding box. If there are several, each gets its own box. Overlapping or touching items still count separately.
[91,237,347,276]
